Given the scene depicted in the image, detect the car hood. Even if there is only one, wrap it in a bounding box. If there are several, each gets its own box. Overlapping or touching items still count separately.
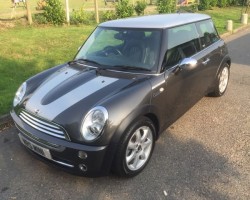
[25,65,148,121]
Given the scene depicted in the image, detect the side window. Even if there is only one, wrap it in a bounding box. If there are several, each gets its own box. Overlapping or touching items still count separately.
[164,23,200,69]
[196,19,219,48]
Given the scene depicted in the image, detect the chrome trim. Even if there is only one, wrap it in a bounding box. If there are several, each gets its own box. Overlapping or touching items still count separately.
[20,113,63,134]
[19,110,69,140]
[81,106,108,142]
[21,111,59,129]
[152,80,166,90]
[53,160,74,168]
[20,115,65,139]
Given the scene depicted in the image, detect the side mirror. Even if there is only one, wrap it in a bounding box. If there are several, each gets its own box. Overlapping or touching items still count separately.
[173,58,198,74]
[179,58,197,67]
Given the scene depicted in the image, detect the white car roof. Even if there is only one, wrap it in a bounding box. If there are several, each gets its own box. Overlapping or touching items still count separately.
[100,13,211,29]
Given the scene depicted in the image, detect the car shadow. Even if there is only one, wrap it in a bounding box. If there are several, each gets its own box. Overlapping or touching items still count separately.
[0,128,239,200]
[93,130,239,200]
[226,33,250,66]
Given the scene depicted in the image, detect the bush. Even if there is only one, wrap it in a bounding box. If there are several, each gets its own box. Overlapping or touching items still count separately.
[198,0,211,10]
[115,0,134,18]
[210,0,218,7]
[70,8,95,25]
[44,0,65,25]
[100,10,117,22]
[218,0,230,7]
[135,1,147,16]
[33,13,48,24]
[157,0,176,13]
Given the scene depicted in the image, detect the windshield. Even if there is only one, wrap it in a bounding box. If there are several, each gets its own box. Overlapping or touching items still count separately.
[75,27,162,72]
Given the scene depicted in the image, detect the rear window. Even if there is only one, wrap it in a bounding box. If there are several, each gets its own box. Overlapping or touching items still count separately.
[196,19,220,48]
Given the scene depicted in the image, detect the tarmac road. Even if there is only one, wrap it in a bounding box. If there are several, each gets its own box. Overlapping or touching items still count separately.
[0,28,250,200]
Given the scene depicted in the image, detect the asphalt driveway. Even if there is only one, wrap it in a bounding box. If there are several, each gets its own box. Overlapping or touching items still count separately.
[0,28,250,200]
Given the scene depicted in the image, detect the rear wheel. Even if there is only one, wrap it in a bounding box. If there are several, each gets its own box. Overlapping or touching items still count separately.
[113,117,156,177]
[209,63,230,97]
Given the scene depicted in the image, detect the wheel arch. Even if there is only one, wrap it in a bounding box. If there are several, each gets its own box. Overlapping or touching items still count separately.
[102,106,160,173]
[217,55,231,76]
[144,113,160,140]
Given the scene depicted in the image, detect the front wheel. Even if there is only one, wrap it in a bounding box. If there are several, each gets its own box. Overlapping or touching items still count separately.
[209,63,230,97]
[113,117,156,177]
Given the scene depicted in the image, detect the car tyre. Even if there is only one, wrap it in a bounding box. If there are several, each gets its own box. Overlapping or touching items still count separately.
[209,63,230,97]
[113,117,156,177]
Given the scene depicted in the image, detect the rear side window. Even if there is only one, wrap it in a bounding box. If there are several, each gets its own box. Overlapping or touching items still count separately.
[196,19,219,48]
[164,23,200,69]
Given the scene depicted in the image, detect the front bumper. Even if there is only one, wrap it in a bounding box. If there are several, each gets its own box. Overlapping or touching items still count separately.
[10,110,110,177]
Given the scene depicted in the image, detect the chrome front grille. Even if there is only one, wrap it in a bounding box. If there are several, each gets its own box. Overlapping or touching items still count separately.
[19,110,69,140]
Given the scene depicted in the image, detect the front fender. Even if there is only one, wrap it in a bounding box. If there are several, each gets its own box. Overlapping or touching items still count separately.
[100,78,154,172]
[217,54,231,76]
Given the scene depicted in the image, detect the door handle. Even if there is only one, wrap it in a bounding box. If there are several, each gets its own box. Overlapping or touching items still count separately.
[202,58,210,65]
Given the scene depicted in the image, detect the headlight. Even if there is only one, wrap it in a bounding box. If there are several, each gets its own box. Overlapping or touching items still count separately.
[81,106,108,142]
[13,82,27,107]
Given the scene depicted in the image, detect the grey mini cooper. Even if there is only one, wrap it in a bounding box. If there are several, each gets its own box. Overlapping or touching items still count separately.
[11,13,231,177]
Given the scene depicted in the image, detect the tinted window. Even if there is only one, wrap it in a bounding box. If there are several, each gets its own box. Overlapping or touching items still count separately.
[76,27,161,71]
[196,19,219,48]
[87,29,124,54]
[164,23,200,69]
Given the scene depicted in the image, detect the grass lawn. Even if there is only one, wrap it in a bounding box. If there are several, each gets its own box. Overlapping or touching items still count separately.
[200,6,249,34]
[0,6,249,115]
[0,25,94,115]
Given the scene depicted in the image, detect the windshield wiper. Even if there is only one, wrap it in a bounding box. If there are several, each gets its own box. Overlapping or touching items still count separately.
[68,58,101,66]
[111,65,151,72]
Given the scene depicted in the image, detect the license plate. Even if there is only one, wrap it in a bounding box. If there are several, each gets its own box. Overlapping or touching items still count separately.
[18,133,52,160]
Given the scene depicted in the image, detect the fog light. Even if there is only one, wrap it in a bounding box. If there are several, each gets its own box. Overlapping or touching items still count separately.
[78,151,88,159]
[79,164,87,172]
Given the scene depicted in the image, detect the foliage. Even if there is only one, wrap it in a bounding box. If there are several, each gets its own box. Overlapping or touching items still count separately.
[36,0,46,10]
[134,1,147,16]
[44,0,65,25]
[198,0,211,10]
[115,0,134,18]
[70,8,95,25]
[210,0,218,7]
[157,0,176,13]
[218,0,230,7]
[197,0,247,10]
[100,10,117,22]
[33,13,48,24]
[231,0,246,5]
